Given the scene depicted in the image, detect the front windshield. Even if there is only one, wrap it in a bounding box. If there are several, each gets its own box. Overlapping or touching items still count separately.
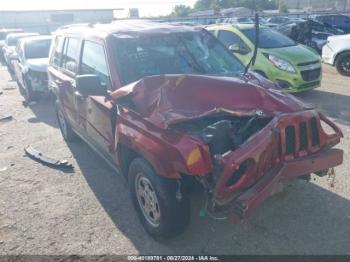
[242,27,296,49]
[7,34,38,46]
[113,29,244,85]
[25,39,52,59]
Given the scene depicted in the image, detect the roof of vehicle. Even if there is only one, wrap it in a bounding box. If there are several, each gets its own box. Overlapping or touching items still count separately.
[0,28,22,33]
[6,32,39,39]
[207,23,267,31]
[55,20,200,38]
[315,14,349,18]
[20,35,52,43]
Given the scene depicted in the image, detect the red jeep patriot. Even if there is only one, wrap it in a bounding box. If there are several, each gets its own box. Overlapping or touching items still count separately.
[48,20,343,239]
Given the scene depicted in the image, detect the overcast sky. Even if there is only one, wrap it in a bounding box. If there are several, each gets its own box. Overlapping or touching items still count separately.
[1,0,197,17]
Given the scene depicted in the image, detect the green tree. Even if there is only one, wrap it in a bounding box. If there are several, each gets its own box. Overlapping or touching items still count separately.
[171,4,192,17]
[278,0,289,13]
[194,0,213,10]
[192,0,277,11]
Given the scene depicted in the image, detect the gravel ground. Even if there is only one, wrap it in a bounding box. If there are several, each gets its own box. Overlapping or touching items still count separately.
[0,64,349,255]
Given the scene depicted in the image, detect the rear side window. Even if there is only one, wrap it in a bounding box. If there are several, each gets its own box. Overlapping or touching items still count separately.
[50,36,65,67]
[62,38,80,74]
[80,41,111,89]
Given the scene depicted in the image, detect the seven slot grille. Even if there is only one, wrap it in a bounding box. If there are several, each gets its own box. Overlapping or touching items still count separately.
[280,117,320,158]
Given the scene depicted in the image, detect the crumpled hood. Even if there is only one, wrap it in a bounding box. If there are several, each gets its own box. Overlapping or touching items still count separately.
[26,58,48,73]
[111,74,312,128]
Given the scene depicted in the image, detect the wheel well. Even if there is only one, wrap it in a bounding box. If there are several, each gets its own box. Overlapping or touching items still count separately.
[254,70,268,78]
[117,143,139,179]
[335,50,350,65]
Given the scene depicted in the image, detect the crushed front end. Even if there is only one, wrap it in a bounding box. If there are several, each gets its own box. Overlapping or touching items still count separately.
[178,109,343,222]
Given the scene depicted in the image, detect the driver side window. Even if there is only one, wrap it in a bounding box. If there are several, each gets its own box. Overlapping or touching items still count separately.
[80,41,111,90]
[218,30,250,54]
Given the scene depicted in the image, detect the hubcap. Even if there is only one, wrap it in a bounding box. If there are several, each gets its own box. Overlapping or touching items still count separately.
[341,58,350,73]
[135,173,161,227]
[57,109,68,138]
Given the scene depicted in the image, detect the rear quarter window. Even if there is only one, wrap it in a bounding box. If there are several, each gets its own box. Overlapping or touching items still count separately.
[50,36,65,68]
[61,37,80,74]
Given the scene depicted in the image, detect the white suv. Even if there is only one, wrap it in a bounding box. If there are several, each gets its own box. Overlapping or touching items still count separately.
[322,34,350,76]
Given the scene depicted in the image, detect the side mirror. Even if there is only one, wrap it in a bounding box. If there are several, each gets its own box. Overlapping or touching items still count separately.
[76,75,107,97]
[229,43,249,55]
[229,43,240,53]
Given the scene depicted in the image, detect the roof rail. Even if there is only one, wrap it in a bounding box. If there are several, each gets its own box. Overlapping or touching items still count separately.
[57,23,94,30]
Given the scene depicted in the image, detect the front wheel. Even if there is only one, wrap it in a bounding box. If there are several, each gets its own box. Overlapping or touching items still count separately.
[335,52,350,77]
[55,101,78,142]
[128,158,190,239]
[24,78,39,101]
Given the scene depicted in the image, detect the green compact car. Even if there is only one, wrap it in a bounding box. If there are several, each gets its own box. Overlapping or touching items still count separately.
[207,24,322,92]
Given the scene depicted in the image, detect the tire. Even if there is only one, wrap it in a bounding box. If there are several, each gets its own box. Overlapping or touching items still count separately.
[55,101,78,142]
[335,52,350,77]
[254,70,268,79]
[128,158,190,239]
[24,78,39,101]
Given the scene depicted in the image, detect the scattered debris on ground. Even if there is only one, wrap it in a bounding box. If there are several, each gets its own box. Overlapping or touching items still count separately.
[0,167,8,172]
[24,145,73,170]
[328,168,336,188]
[0,115,13,122]
[3,86,16,90]
[22,101,37,107]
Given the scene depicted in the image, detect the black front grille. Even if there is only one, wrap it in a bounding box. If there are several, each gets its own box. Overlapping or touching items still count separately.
[281,117,320,158]
[299,122,308,150]
[285,126,296,155]
[297,60,319,66]
[310,117,320,146]
[301,68,321,82]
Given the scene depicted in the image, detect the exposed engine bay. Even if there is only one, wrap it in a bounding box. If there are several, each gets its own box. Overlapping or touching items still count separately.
[172,113,272,156]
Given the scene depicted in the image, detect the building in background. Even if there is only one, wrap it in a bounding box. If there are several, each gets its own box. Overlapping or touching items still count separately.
[128,8,140,18]
[283,0,350,11]
[0,9,117,34]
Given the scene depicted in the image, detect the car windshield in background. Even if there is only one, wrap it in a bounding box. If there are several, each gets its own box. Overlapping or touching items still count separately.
[0,33,7,41]
[242,27,296,49]
[25,39,52,59]
[7,36,20,46]
[113,30,244,85]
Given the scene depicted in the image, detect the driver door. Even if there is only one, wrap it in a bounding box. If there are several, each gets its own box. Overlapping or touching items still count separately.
[77,40,114,155]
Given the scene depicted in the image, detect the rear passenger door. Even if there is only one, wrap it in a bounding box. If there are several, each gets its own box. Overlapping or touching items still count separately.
[77,40,114,154]
[49,36,81,127]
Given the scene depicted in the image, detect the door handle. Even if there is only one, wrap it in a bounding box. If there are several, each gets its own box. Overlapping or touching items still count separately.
[74,91,87,101]
[56,79,72,88]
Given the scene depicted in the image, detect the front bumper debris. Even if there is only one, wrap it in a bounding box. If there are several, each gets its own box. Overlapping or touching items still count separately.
[229,148,342,223]
[24,146,73,170]
[211,110,343,222]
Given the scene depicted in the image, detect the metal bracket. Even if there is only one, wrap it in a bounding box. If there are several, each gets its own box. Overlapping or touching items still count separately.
[24,146,73,170]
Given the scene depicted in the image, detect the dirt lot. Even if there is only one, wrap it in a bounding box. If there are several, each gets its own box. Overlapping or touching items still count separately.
[0,64,349,255]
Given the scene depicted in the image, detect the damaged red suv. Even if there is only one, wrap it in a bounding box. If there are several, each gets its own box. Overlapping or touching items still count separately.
[49,20,343,239]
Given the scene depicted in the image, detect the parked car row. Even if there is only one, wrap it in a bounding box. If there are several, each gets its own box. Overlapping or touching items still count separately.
[0,21,344,239]
[0,30,53,101]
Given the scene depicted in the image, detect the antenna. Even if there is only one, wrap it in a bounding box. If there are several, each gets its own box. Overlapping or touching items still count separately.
[243,12,259,76]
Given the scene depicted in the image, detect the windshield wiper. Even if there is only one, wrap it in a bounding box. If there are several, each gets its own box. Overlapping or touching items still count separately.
[243,13,260,77]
